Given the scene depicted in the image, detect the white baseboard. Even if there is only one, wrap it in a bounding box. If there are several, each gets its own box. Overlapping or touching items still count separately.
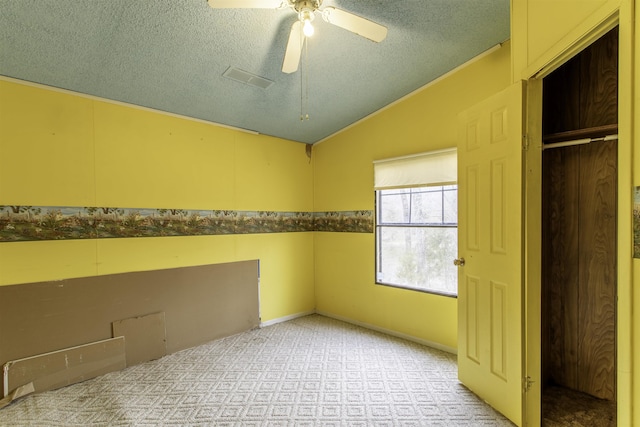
[315,311,457,355]
[259,310,316,328]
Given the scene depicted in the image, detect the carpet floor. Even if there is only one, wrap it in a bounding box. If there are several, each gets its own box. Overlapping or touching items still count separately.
[0,314,514,426]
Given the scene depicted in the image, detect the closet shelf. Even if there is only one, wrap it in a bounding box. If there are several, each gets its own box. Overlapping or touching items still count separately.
[543,124,618,144]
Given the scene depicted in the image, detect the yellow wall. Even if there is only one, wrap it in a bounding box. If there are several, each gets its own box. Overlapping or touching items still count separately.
[2,3,636,419]
[312,42,512,351]
[0,79,315,322]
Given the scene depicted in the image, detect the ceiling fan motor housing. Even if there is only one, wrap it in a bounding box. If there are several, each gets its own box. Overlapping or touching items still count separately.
[292,0,322,13]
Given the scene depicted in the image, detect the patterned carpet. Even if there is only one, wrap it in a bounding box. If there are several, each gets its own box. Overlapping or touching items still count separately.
[0,315,513,426]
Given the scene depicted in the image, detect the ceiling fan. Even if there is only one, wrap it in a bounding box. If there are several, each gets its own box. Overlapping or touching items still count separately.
[207,0,388,74]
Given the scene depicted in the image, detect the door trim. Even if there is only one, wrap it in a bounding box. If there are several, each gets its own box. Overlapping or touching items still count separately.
[523,6,633,425]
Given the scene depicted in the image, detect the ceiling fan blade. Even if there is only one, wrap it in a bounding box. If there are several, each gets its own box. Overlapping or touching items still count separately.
[322,7,387,42]
[282,20,303,73]
[207,0,284,9]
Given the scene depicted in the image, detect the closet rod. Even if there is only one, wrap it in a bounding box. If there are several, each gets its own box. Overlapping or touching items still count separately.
[542,134,618,150]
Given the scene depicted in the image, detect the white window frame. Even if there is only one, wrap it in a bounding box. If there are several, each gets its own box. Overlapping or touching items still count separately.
[373,148,458,296]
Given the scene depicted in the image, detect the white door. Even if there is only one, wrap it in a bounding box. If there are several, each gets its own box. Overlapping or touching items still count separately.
[457,81,525,426]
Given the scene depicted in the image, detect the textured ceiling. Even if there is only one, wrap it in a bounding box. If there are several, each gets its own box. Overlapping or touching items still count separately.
[0,0,510,144]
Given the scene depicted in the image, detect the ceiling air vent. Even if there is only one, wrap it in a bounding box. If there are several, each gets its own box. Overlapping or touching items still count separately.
[223,67,274,90]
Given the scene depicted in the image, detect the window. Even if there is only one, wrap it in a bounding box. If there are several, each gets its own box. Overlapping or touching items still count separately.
[374,149,458,296]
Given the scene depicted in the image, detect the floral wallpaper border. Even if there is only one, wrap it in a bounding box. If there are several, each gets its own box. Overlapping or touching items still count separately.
[0,205,373,242]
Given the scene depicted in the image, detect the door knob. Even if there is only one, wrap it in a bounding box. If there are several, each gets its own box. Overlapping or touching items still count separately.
[453,257,465,266]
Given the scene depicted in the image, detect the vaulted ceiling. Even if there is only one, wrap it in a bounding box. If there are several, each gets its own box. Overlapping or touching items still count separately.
[0,0,510,144]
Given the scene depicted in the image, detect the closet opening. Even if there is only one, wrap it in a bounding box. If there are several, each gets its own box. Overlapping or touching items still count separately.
[540,26,618,426]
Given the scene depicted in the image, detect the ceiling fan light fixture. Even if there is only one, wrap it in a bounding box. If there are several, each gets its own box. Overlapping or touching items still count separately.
[303,19,314,37]
[302,21,315,37]
[299,9,315,37]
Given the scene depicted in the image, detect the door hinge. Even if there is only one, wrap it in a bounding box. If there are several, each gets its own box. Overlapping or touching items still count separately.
[522,134,529,151]
[523,375,535,392]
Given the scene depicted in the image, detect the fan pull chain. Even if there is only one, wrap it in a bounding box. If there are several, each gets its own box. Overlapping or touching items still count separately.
[300,34,309,121]
[305,36,309,120]
[299,36,303,121]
